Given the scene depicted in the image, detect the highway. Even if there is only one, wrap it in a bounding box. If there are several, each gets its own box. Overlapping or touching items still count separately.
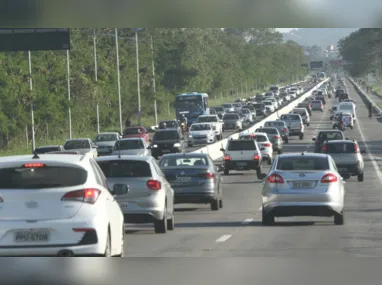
[117,78,382,283]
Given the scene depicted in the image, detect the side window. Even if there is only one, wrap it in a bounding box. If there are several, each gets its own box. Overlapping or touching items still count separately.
[331,158,338,172]
[152,159,164,177]
[89,160,103,185]
[91,159,109,189]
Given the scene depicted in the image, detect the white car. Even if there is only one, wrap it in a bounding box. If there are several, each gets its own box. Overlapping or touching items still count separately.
[63,138,98,158]
[0,153,125,256]
[262,100,275,113]
[267,98,279,109]
[196,114,223,140]
[188,123,216,146]
[288,91,297,99]
[239,132,273,165]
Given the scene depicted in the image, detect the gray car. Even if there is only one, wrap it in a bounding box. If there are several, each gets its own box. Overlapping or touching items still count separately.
[111,138,151,156]
[94,132,121,156]
[222,113,243,130]
[263,121,289,143]
[96,155,175,234]
[33,145,65,154]
[255,127,283,154]
[159,153,223,210]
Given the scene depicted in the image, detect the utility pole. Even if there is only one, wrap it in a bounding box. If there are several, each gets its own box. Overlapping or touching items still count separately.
[28,51,36,151]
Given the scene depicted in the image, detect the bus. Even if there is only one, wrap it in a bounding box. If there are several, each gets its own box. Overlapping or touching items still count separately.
[175,92,210,126]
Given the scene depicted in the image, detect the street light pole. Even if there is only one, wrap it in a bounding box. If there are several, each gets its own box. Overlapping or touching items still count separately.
[115,28,123,134]
[28,51,36,151]
[93,29,100,134]
[150,35,158,126]
[66,50,72,139]
[136,31,142,126]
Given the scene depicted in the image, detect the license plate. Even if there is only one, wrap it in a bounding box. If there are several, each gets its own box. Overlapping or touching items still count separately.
[292,181,314,189]
[338,168,347,172]
[14,231,50,243]
[237,162,247,166]
[162,149,171,153]
[119,203,129,209]
[175,177,192,183]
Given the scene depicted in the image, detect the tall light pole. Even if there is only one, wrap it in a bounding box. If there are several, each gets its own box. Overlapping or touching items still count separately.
[66,50,72,139]
[93,29,100,134]
[150,35,158,126]
[135,31,142,126]
[115,28,123,134]
[28,51,36,151]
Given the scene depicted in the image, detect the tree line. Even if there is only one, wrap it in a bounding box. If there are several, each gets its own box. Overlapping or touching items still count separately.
[0,28,308,148]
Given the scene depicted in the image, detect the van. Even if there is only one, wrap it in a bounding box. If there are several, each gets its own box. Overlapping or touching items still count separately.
[337,102,356,122]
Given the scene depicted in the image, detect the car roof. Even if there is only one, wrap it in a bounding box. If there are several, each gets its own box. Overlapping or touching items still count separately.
[118,137,145,141]
[65,138,90,141]
[35,145,62,148]
[278,153,329,159]
[96,155,152,162]
[160,153,208,159]
[0,154,88,165]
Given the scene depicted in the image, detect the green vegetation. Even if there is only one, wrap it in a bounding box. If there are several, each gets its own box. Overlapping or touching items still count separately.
[0,28,308,155]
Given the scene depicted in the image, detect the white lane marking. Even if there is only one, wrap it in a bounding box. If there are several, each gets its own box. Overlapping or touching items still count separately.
[258,206,262,211]
[242,218,254,224]
[216,234,232,243]
[355,118,382,184]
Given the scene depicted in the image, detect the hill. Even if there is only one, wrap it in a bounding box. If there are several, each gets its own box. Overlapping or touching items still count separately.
[282,28,358,48]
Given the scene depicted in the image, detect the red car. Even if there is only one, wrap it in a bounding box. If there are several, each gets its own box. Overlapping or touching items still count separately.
[122,126,150,143]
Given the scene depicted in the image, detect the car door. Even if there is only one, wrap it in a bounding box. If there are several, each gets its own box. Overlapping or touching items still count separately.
[152,159,174,212]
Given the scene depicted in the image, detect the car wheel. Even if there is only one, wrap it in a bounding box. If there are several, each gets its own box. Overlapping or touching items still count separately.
[334,211,344,225]
[350,126,353,130]
[219,198,223,208]
[307,122,310,126]
[154,209,168,233]
[284,137,289,144]
[267,158,272,165]
[167,212,175,231]
[103,230,112,257]
[358,173,364,182]
[256,164,263,179]
[210,198,219,211]
[299,134,304,140]
[262,210,274,226]
[224,169,229,175]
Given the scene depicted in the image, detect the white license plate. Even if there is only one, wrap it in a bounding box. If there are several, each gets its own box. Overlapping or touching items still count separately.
[176,177,192,183]
[14,231,50,243]
[292,181,314,189]
[162,149,171,153]
[237,162,247,166]
[119,203,129,209]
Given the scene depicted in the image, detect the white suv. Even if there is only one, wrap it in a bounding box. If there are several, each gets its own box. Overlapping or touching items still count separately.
[0,153,125,256]
[196,114,224,140]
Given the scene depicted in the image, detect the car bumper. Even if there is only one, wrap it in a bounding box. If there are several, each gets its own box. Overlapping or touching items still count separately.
[224,160,261,170]
[288,129,303,136]
[189,137,215,144]
[272,142,283,150]
[262,201,343,217]
[336,164,363,176]
[174,189,218,204]
[120,200,165,223]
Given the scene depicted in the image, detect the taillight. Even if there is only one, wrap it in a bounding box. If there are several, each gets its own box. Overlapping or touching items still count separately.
[254,155,260,160]
[224,154,231,160]
[61,189,101,204]
[283,128,287,133]
[262,143,271,147]
[274,136,280,139]
[321,173,338,183]
[268,174,284,183]
[200,172,215,179]
[322,145,327,152]
[300,123,303,129]
[24,163,45,168]
[354,144,360,153]
[147,179,161,190]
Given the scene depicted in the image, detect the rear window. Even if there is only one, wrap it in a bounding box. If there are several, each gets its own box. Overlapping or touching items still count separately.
[34,147,61,154]
[318,132,343,140]
[293,110,306,115]
[280,114,299,120]
[0,165,88,189]
[114,139,144,150]
[222,104,232,108]
[263,101,272,105]
[276,157,329,171]
[256,128,277,134]
[339,104,353,110]
[312,100,322,103]
[159,157,208,167]
[233,103,242,107]
[197,116,217,123]
[64,140,90,149]
[123,127,144,135]
[214,106,224,112]
[95,134,118,142]
[253,104,264,108]
[223,114,239,120]
[324,143,356,154]
[264,122,285,127]
[97,160,151,177]
[227,140,256,150]
[153,131,180,141]
[190,124,211,131]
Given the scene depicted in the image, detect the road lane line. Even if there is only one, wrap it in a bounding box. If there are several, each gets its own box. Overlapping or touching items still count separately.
[216,234,232,243]
[242,218,254,224]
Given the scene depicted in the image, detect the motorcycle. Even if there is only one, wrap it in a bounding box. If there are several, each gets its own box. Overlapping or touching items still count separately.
[180,122,188,135]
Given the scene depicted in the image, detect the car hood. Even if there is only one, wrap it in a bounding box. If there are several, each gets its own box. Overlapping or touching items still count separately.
[190,130,214,136]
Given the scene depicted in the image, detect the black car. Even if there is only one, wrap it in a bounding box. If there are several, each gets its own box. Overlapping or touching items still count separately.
[312,130,345,153]
[149,129,186,159]
[253,103,266,117]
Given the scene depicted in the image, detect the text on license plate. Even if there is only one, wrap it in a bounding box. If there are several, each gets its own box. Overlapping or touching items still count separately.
[175,177,192,183]
[237,162,247,166]
[14,231,50,242]
[292,181,314,189]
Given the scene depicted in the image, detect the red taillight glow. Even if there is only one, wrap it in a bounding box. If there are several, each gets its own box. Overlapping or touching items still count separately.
[322,145,327,152]
[61,189,101,204]
[24,163,45,168]
[300,123,303,129]
[354,144,360,153]
[72,228,95,232]
[262,143,271,147]
[253,155,260,160]
[224,154,231,160]
[147,179,161,190]
[274,136,280,139]
[283,128,287,133]
[200,172,215,179]
[321,173,338,183]
[267,174,284,183]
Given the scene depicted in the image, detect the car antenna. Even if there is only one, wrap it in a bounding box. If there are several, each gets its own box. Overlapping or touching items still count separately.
[32,151,40,159]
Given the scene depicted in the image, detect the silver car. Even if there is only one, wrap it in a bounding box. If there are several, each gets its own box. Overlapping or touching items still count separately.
[94,132,121,156]
[63,138,98,158]
[111,138,151,156]
[261,153,345,226]
[96,155,175,234]
[188,123,216,146]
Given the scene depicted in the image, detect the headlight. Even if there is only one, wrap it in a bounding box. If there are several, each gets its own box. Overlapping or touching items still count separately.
[173,143,181,148]
[152,144,158,148]
[188,134,193,138]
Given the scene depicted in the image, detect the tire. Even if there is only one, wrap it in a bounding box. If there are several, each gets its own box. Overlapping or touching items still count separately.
[284,137,289,144]
[267,158,272,165]
[256,164,263,179]
[358,172,364,182]
[224,169,229,175]
[188,143,193,147]
[154,210,168,233]
[262,210,275,226]
[211,198,219,211]
[350,126,353,130]
[299,133,304,140]
[277,149,282,154]
[103,230,112,257]
[167,212,175,231]
[334,211,344,225]
[307,122,310,126]
[219,198,223,208]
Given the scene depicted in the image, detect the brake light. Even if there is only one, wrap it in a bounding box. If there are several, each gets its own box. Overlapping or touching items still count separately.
[254,155,260,160]
[61,189,101,204]
[300,123,303,129]
[283,128,287,133]
[322,145,327,152]
[354,144,360,153]
[200,172,215,179]
[224,154,231,160]
[24,163,45,168]
[321,173,338,183]
[268,174,284,183]
[147,179,161,190]
[262,143,271,147]
[274,136,280,139]
[72,228,95,232]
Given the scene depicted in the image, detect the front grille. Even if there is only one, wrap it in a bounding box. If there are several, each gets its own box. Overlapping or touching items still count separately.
[193,135,207,139]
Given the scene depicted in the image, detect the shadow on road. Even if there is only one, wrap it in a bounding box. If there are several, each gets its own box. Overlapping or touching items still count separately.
[175,221,263,228]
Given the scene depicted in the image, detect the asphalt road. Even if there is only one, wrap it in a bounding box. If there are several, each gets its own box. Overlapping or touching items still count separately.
[117,78,382,284]
[186,81,317,153]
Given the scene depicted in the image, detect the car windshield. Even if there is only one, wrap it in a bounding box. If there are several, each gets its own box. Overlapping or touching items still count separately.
[95,134,118,142]
[197,116,217,122]
[276,156,329,171]
[325,143,356,154]
[190,124,211,131]
[0,165,87,189]
[114,139,144,150]
[123,127,143,135]
[159,157,208,167]
[263,101,272,105]
[97,160,151,177]
[223,114,239,120]
[317,132,343,141]
[227,140,256,150]
[64,140,90,149]
[153,131,180,141]
[241,109,250,113]
[312,100,322,104]
[256,128,278,134]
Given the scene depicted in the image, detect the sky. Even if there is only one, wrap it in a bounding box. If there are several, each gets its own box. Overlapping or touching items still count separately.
[276,28,298,33]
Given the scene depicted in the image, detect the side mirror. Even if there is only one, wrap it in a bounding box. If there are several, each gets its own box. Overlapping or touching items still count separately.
[113,184,129,196]
[312,138,316,141]
[220,148,225,152]
[361,150,366,154]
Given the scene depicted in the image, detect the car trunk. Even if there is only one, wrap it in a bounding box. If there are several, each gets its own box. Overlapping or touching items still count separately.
[273,171,327,193]
[162,167,213,191]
